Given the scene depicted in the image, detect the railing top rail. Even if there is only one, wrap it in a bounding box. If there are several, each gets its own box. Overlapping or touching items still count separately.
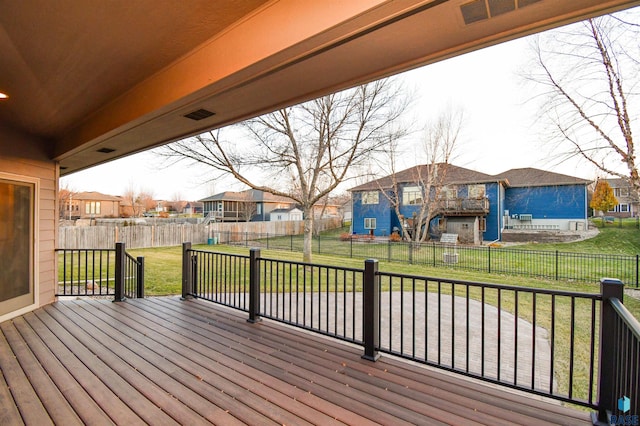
[55,247,115,252]
[188,248,250,260]
[125,252,138,263]
[257,256,365,274]
[610,297,640,340]
[376,269,603,298]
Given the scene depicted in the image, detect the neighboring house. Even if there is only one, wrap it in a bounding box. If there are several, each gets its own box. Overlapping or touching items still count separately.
[62,191,122,219]
[350,164,503,244]
[184,201,204,215]
[496,168,591,232]
[601,178,638,217]
[200,189,297,222]
[350,165,590,244]
[269,208,303,222]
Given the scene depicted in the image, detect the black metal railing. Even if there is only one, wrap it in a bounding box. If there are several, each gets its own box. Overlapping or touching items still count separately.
[181,244,636,416]
[210,231,639,286]
[184,242,250,311]
[56,242,144,299]
[375,270,602,407]
[597,279,640,422]
[257,257,363,344]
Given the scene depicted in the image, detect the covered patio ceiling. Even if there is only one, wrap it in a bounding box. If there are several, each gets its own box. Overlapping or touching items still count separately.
[1,0,639,175]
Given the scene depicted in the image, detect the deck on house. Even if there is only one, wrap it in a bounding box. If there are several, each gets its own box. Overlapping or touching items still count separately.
[0,297,591,425]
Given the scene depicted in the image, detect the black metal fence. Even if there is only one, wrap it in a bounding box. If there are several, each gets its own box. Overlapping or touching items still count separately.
[213,231,639,286]
[182,244,636,416]
[56,242,144,299]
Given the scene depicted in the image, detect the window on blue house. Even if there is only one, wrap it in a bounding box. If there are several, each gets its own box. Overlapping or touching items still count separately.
[361,191,379,205]
[468,184,486,198]
[440,185,457,200]
[479,218,486,232]
[364,218,376,229]
[402,186,423,205]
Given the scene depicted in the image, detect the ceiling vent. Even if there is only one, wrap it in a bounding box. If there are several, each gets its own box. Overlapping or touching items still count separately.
[96,147,116,154]
[184,108,215,121]
[461,0,541,25]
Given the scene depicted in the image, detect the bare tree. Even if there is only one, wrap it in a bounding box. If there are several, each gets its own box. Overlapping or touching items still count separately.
[526,12,640,201]
[237,190,258,222]
[122,185,154,217]
[161,78,409,262]
[378,108,464,242]
[58,184,77,220]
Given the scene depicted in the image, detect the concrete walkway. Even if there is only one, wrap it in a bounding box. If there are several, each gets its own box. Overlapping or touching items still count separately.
[245,291,553,392]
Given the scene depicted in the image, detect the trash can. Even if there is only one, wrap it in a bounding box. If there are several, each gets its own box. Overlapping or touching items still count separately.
[212,237,218,244]
[207,238,213,245]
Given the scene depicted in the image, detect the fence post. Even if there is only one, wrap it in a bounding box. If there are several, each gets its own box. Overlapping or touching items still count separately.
[136,256,145,298]
[409,242,413,265]
[350,236,353,258]
[181,242,193,300]
[636,255,639,288]
[387,240,391,262]
[596,278,624,422]
[488,246,491,274]
[555,250,559,281]
[362,259,380,361]
[248,248,262,323]
[114,242,125,302]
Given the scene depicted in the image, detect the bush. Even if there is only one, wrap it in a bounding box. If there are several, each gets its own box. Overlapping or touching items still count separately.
[389,232,402,242]
[340,232,352,241]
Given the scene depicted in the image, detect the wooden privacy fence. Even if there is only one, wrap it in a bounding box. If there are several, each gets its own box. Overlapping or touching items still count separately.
[59,218,342,249]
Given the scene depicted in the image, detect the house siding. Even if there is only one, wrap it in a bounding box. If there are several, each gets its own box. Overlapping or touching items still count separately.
[504,185,587,220]
[0,125,57,321]
[351,191,392,236]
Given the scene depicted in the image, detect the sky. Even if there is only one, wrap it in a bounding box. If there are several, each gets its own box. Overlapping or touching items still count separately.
[61,27,603,202]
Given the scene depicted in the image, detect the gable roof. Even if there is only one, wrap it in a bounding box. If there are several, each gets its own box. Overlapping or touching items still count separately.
[73,191,122,201]
[200,189,295,204]
[349,164,500,192]
[496,168,591,188]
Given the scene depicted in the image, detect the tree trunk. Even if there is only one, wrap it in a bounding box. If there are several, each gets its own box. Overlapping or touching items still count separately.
[303,209,314,263]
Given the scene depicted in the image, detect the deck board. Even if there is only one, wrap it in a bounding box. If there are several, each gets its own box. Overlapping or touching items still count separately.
[0,296,593,425]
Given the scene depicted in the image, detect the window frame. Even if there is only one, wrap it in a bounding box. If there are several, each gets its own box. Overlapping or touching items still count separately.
[361,191,379,205]
[402,186,423,205]
[364,217,377,229]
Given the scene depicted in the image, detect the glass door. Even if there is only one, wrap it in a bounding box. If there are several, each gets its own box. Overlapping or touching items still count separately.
[0,177,35,317]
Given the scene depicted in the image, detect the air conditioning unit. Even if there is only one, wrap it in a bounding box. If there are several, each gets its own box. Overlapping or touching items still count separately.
[519,214,533,221]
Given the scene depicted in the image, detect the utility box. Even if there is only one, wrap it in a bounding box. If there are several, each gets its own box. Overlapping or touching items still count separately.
[440,233,459,264]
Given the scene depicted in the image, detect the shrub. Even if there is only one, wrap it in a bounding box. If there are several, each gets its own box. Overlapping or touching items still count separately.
[389,232,402,242]
[340,232,352,241]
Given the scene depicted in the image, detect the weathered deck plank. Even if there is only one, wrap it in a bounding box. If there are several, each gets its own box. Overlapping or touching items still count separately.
[0,297,593,425]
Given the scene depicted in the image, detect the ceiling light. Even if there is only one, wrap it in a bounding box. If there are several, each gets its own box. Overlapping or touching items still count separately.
[0,92,8,99]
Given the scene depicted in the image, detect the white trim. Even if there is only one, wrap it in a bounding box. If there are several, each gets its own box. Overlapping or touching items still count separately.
[0,172,39,322]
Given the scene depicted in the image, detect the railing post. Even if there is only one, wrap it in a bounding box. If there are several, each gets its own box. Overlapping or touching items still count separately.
[488,246,491,274]
[248,248,262,323]
[136,256,145,298]
[114,242,125,302]
[596,278,624,423]
[362,259,380,361]
[181,242,193,300]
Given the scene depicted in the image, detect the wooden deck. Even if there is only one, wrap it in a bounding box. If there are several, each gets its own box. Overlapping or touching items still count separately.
[0,297,591,425]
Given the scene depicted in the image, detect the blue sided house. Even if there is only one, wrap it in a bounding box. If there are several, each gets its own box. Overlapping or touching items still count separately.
[350,164,590,244]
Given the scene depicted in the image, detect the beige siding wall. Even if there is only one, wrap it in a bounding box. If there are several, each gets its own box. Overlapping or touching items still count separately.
[0,125,57,310]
